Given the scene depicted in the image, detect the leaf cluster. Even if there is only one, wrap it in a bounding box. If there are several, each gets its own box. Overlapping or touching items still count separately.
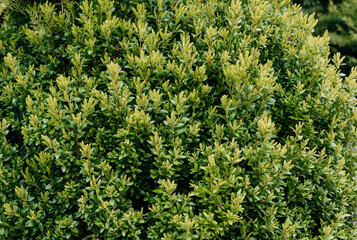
[292,0,357,74]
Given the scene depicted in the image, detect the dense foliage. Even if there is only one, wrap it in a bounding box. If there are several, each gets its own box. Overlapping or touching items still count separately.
[292,0,357,74]
[0,0,356,239]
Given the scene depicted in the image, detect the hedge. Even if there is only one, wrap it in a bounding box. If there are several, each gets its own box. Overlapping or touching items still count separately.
[0,0,356,239]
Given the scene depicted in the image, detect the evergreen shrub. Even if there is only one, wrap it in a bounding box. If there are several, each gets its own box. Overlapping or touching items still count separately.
[0,0,356,239]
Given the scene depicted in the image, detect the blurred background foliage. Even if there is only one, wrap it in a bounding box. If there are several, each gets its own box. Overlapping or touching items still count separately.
[292,0,357,75]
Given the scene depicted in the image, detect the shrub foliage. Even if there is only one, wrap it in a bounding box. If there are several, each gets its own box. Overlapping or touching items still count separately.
[0,0,356,239]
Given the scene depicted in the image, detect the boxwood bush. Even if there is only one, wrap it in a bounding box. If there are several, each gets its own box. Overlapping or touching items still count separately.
[0,0,356,239]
